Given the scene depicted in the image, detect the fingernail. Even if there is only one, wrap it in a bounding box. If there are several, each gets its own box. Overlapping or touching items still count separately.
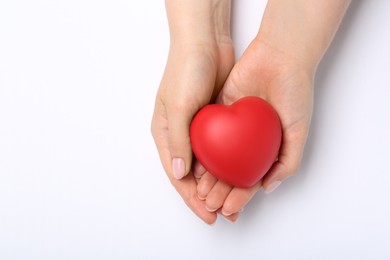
[197,193,205,201]
[205,206,217,212]
[221,209,232,216]
[222,208,243,216]
[264,180,282,194]
[172,158,185,180]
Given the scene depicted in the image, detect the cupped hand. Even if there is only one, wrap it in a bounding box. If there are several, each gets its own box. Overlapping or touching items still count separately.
[196,38,314,219]
[151,41,234,224]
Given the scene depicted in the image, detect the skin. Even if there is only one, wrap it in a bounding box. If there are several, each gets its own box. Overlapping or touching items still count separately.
[151,0,351,224]
[151,0,235,224]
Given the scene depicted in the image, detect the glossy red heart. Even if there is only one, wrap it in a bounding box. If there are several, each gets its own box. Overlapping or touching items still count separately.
[190,96,282,188]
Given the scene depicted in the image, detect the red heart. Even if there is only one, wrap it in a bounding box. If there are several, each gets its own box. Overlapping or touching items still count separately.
[190,96,282,188]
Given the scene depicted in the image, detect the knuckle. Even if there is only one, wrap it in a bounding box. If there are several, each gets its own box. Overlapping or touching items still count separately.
[166,99,199,116]
[167,100,191,112]
[277,160,300,179]
[150,119,159,139]
[286,162,300,177]
[168,138,185,149]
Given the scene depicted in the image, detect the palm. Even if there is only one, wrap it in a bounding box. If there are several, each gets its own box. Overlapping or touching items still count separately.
[196,38,313,217]
[152,42,235,224]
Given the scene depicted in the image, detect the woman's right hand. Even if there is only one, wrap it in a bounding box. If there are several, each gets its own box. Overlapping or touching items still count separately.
[151,0,235,224]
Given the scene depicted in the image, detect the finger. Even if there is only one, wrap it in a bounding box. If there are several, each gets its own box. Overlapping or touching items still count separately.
[205,180,233,212]
[217,208,240,223]
[214,69,240,105]
[166,107,194,180]
[193,160,207,179]
[172,174,218,225]
[215,62,263,106]
[221,181,262,217]
[225,212,240,223]
[262,129,307,194]
[155,138,217,224]
[196,171,218,200]
[151,106,217,225]
[215,85,239,106]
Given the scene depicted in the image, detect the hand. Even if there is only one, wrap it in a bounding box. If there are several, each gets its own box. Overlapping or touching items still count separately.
[195,0,350,221]
[196,38,313,218]
[153,0,349,224]
[151,0,235,224]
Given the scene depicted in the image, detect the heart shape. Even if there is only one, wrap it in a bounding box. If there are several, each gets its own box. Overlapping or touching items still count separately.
[190,96,282,188]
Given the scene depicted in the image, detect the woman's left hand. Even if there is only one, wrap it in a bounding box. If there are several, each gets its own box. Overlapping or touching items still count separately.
[195,37,314,220]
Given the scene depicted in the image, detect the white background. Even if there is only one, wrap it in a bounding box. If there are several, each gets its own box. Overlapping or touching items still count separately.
[1,1,389,259]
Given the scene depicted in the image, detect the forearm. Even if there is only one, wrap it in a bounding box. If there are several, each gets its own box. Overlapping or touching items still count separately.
[257,0,351,70]
[165,0,232,48]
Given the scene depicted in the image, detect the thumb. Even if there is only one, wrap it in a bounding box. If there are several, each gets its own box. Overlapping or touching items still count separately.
[167,107,194,180]
[214,78,239,106]
[262,130,307,193]
[215,66,254,106]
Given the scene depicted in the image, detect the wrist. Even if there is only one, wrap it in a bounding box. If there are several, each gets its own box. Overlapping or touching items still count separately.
[166,0,232,49]
[256,0,350,73]
[253,34,318,76]
[243,36,316,85]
